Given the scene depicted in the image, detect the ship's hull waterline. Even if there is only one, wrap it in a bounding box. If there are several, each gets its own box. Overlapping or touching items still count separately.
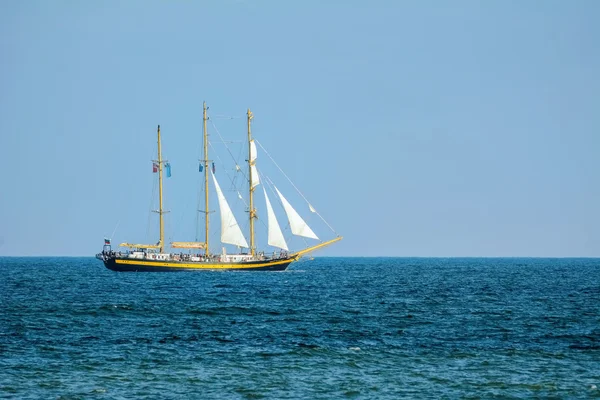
[102,257,293,272]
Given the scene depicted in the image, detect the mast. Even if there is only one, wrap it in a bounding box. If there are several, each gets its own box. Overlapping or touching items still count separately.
[203,102,210,256]
[157,125,165,253]
[247,109,256,256]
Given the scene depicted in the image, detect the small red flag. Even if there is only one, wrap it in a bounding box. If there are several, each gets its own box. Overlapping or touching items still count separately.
[152,163,158,173]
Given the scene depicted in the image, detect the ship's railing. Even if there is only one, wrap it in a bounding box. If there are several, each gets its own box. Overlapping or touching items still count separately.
[96,249,130,261]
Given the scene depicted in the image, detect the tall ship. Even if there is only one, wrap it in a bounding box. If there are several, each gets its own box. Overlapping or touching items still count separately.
[97,103,342,271]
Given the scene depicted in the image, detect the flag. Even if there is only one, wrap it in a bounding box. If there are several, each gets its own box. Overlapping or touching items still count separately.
[152,163,158,173]
[104,238,111,245]
[199,163,203,172]
[166,163,172,178]
[309,204,316,213]
[212,162,216,173]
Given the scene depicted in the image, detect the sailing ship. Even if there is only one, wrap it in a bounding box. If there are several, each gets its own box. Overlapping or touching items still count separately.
[96,103,342,271]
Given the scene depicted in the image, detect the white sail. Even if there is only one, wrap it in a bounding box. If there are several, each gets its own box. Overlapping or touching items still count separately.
[263,187,288,250]
[274,186,319,240]
[251,165,260,188]
[211,171,249,248]
[250,140,258,162]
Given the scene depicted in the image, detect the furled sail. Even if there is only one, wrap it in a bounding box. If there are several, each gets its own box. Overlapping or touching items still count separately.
[274,186,319,240]
[211,171,249,248]
[251,165,260,188]
[263,187,288,250]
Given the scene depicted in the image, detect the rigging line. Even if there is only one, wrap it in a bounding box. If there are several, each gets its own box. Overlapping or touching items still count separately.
[301,236,309,249]
[211,117,248,181]
[213,115,244,120]
[167,173,195,242]
[170,203,186,242]
[144,139,158,244]
[146,176,158,243]
[195,171,206,242]
[210,225,219,254]
[208,141,249,208]
[210,119,249,182]
[110,220,121,240]
[166,214,173,250]
[264,175,281,201]
[263,174,287,223]
[251,168,270,233]
[255,139,338,236]
[196,117,209,243]
[236,141,244,171]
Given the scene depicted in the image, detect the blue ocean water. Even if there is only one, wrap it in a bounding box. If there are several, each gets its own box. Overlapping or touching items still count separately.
[0,257,599,399]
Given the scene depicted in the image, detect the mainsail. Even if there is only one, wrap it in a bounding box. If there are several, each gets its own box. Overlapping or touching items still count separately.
[263,187,289,250]
[274,186,319,240]
[211,171,249,248]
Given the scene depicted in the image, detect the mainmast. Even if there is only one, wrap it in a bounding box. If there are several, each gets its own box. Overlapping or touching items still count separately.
[247,109,256,256]
[203,102,210,256]
[157,125,165,253]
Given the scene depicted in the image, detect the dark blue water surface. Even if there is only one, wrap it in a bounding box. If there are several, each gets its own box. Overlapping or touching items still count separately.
[1,257,599,399]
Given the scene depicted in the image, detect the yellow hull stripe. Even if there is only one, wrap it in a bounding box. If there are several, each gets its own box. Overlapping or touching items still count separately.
[114,258,293,269]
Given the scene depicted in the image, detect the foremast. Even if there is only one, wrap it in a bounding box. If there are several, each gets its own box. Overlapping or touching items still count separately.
[247,109,256,257]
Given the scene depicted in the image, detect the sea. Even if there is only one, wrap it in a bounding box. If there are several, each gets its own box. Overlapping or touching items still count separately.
[0,257,599,399]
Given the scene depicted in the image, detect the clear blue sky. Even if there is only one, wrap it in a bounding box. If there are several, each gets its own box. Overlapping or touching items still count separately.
[1,1,599,257]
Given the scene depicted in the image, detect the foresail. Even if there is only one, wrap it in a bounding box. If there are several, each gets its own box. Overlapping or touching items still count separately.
[251,165,260,188]
[263,187,288,250]
[274,186,319,240]
[211,171,249,248]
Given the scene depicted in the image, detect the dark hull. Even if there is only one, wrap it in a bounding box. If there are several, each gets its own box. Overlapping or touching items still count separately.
[101,257,293,272]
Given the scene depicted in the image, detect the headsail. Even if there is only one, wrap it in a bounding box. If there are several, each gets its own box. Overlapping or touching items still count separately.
[263,187,288,250]
[274,186,319,240]
[211,171,249,248]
